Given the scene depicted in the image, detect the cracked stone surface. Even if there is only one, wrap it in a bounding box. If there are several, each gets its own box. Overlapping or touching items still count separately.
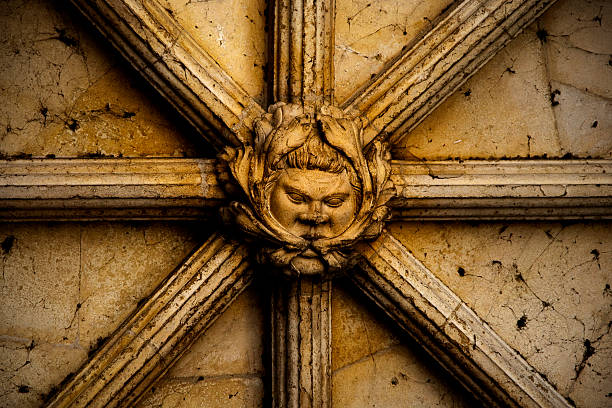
[331,281,476,407]
[160,0,267,106]
[136,377,264,408]
[0,0,611,406]
[135,284,266,407]
[395,0,612,160]
[0,222,203,407]
[167,284,264,379]
[396,28,562,160]
[390,221,612,408]
[0,0,204,158]
[78,223,203,350]
[539,0,612,101]
[551,80,612,158]
[334,0,454,105]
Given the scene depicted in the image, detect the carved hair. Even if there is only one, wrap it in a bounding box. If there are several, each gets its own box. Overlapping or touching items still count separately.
[274,133,349,174]
[268,132,362,203]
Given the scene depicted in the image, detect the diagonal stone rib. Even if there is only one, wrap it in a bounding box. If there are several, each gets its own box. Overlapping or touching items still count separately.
[353,232,571,408]
[390,159,612,220]
[70,0,265,149]
[272,0,335,107]
[271,277,331,408]
[341,0,558,146]
[46,233,253,408]
[0,158,224,221]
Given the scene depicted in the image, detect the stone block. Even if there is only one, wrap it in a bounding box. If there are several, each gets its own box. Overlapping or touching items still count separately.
[0,0,202,158]
[332,344,474,407]
[334,0,454,104]
[390,221,612,404]
[136,377,264,408]
[551,81,612,158]
[396,30,560,160]
[0,224,80,344]
[168,284,264,378]
[540,0,612,100]
[161,0,267,105]
[331,280,399,371]
[78,223,200,350]
[0,337,87,408]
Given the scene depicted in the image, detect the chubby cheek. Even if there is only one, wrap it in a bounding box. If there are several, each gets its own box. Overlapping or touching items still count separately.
[328,200,357,233]
[270,190,301,227]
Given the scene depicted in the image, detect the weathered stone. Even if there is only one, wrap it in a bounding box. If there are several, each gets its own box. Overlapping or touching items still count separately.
[390,221,612,407]
[78,222,201,350]
[48,234,253,408]
[551,81,612,158]
[396,29,560,160]
[1,0,611,406]
[331,280,400,371]
[135,377,264,408]
[0,0,203,158]
[334,0,454,104]
[332,344,474,407]
[0,224,81,344]
[168,284,264,378]
[540,0,612,100]
[161,0,267,105]
[0,338,87,408]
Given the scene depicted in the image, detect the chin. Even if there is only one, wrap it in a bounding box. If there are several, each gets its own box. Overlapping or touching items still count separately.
[289,255,326,276]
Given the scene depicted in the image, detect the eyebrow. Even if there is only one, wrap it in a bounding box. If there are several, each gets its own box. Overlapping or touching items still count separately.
[325,193,349,199]
[284,186,310,199]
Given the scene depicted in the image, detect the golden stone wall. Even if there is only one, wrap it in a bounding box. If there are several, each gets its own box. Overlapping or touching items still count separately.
[0,0,610,407]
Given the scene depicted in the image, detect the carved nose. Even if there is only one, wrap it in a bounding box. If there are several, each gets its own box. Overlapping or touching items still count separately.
[297,212,330,225]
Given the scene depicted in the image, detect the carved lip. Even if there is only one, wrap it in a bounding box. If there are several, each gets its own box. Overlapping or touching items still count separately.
[300,248,318,258]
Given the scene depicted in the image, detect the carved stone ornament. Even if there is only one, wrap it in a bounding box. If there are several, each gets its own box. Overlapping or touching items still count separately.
[220,103,394,277]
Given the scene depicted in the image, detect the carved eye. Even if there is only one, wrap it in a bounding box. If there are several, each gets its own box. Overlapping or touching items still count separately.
[287,192,306,204]
[324,197,344,208]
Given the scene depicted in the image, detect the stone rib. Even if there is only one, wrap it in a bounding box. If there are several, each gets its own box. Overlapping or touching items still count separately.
[272,0,335,107]
[341,0,558,146]
[390,160,612,220]
[353,232,572,408]
[46,234,253,408]
[0,158,224,221]
[70,0,265,149]
[4,159,609,221]
[271,277,332,408]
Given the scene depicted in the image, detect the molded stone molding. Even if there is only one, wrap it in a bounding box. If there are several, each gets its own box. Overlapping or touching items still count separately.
[7,0,607,406]
[390,160,612,220]
[355,232,571,408]
[70,0,265,149]
[46,234,252,408]
[271,277,332,407]
[341,0,559,145]
[3,159,609,221]
[0,158,224,221]
[272,0,335,106]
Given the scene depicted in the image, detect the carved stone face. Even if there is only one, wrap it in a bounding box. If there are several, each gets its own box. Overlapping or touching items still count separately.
[269,168,358,274]
[221,102,393,277]
[269,168,357,239]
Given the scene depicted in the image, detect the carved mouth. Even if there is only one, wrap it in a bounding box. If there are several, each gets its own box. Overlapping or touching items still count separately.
[303,232,325,240]
[300,248,318,258]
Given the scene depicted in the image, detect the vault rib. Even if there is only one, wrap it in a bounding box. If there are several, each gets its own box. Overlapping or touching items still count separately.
[45,233,253,408]
[271,277,332,408]
[3,159,609,222]
[272,0,335,108]
[354,231,572,408]
[0,158,224,221]
[341,0,559,146]
[70,0,265,149]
